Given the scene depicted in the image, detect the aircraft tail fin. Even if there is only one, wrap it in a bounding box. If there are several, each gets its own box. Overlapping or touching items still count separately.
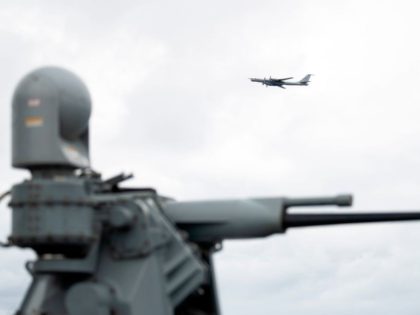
[299,74,311,85]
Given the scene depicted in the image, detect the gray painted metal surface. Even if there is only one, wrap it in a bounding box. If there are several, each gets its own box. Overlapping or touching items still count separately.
[4,67,420,315]
[12,67,90,169]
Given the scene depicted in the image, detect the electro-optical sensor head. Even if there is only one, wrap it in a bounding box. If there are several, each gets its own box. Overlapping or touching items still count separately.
[12,67,91,170]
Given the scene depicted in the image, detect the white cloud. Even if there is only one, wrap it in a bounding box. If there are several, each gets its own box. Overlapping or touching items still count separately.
[2,0,420,314]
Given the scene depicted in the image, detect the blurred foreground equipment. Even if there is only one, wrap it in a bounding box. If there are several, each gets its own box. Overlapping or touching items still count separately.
[5,67,420,315]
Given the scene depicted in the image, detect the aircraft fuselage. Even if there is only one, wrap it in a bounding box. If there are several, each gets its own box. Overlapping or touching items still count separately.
[250,74,311,89]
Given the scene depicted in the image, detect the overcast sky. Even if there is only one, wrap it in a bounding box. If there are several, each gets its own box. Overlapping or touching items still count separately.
[1,1,420,314]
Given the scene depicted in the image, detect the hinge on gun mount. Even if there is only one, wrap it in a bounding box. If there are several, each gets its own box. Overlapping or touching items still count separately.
[103,173,134,191]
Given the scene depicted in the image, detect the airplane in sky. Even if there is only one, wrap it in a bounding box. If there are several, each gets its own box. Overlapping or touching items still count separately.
[250,74,312,89]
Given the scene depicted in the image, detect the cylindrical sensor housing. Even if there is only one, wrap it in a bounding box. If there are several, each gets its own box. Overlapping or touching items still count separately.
[12,67,91,169]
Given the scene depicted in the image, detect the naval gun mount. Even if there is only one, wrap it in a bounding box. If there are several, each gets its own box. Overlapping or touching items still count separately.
[5,66,420,315]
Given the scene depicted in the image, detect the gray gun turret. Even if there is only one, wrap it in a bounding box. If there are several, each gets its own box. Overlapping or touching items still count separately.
[4,67,420,315]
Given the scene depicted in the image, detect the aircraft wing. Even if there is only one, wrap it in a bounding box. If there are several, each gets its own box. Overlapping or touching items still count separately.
[272,77,293,82]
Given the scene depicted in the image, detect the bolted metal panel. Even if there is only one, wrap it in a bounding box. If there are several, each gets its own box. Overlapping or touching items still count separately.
[9,178,97,256]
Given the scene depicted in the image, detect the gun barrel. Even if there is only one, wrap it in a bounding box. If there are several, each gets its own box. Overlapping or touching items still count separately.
[284,212,420,228]
[284,194,352,208]
[164,196,420,242]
